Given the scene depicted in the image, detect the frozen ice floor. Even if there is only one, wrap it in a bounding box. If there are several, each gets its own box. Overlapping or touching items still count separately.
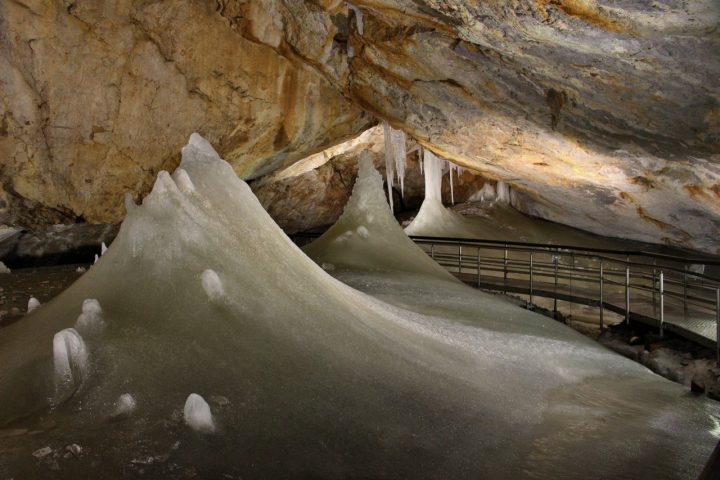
[0,139,717,479]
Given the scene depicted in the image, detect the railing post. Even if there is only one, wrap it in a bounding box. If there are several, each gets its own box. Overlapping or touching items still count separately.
[625,264,630,324]
[476,248,481,288]
[430,244,435,260]
[599,262,604,333]
[652,268,658,318]
[659,271,664,338]
[716,288,720,366]
[529,251,534,309]
[683,265,688,316]
[458,245,463,275]
[553,254,559,319]
[503,246,508,293]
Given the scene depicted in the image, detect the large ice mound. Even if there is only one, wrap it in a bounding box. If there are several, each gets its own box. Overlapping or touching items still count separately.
[0,134,717,479]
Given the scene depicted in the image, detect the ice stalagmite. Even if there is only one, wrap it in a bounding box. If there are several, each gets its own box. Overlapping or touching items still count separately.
[113,393,137,418]
[0,134,717,479]
[200,269,224,301]
[53,328,88,396]
[75,299,105,336]
[405,149,478,237]
[183,393,216,433]
[27,297,40,314]
[304,150,456,280]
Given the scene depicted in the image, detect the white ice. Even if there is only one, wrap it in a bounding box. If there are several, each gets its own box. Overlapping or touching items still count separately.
[200,269,225,301]
[52,328,88,388]
[183,393,215,434]
[75,299,105,336]
[0,261,10,274]
[172,168,196,194]
[405,149,479,238]
[113,393,137,417]
[0,134,716,479]
[101,242,108,256]
[27,297,40,314]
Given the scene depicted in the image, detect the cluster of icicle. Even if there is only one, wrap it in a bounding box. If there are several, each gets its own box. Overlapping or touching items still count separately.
[383,121,407,212]
[383,121,470,210]
[418,146,465,205]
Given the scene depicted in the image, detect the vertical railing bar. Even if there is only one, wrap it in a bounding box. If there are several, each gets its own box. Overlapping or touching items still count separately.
[477,247,481,288]
[529,251,534,309]
[625,264,631,324]
[683,265,688,316]
[599,261,604,333]
[458,244,463,276]
[553,252,559,319]
[716,288,720,366]
[503,245,508,294]
[430,244,435,260]
[659,271,664,338]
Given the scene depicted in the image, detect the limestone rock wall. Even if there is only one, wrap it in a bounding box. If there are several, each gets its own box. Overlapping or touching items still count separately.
[2,0,719,253]
[244,0,720,253]
[0,0,372,226]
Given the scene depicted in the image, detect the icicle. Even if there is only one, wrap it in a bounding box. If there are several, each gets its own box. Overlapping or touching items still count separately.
[391,128,406,197]
[383,121,395,213]
[448,162,455,205]
[346,3,364,36]
[496,181,511,204]
[418,153,423,176]
[101,242,108,256]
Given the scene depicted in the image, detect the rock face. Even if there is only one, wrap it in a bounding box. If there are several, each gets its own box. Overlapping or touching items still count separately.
[0,0,372,226]
[253,126,488,234]
[2,0,719,253]
[241,0,720,253]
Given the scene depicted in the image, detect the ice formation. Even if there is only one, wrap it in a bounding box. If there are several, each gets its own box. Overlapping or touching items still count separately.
[74,299,105,336]
[496,180,511,204]
[113,393,137,417]
[405,149,479,238]
[52,328,88,393]
[27,296,40,314]
[382,121,407,211]
[200,269,225,301]
[304,151,456,280]
[172,168,196,194]
[124,192,137,213]
[183,393,216,434]
[101,242,108,256]
[0,261,10,273]
[406,150,629,247]
[0,134,717,479]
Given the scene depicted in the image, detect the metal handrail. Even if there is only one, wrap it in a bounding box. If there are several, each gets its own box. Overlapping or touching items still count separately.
[291,232,720,362]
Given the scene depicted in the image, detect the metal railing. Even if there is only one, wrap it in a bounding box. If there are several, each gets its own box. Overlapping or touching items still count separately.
[292,232,720,361]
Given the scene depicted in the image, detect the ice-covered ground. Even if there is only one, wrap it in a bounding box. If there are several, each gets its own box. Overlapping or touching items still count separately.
[0,136,717,479]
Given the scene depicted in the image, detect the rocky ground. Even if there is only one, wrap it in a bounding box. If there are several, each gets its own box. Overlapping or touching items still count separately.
[520,296,720,401]
[0,265,87,328]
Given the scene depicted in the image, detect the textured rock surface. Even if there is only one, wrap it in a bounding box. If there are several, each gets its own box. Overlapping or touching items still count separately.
[0,0,372,226]
[253,126,487,233]
[2,0,719,253]
[242,0,720,253]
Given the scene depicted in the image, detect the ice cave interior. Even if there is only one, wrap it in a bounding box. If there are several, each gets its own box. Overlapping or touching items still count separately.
[1,1,719,479]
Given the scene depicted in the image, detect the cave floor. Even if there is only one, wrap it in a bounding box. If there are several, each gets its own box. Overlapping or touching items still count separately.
[0,265,87,328]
